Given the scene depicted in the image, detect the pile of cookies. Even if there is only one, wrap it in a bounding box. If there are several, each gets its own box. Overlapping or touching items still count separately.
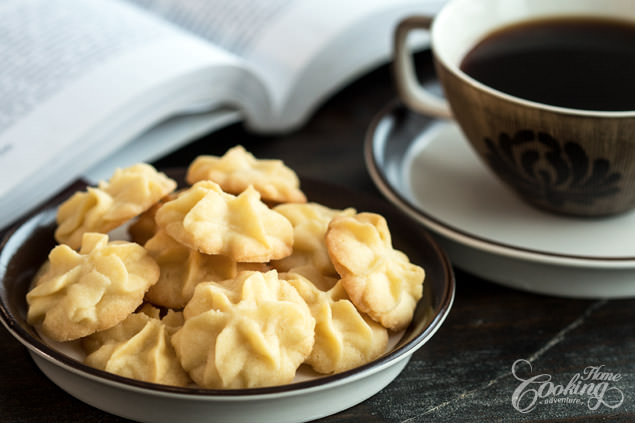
[25,146,425,389]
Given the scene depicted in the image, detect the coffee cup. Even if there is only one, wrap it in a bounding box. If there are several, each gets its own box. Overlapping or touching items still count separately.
[393,0,635,217]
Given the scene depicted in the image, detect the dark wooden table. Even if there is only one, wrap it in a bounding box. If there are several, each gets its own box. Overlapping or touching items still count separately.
[1,51,634,422]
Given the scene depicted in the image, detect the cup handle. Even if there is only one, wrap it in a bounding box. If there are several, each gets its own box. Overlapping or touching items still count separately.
[394,16,453,119]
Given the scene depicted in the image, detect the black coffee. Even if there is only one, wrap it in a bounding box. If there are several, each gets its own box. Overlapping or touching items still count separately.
[460,17,635,111]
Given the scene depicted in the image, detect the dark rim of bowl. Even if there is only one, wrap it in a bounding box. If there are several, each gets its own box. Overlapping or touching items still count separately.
[364,99,635,263]
[0,174,455,397]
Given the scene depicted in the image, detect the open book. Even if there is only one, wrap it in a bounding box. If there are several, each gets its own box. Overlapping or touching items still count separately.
[0,0,445,230]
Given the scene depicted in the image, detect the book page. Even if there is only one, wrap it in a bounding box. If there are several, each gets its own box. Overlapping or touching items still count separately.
[126,0,296,57]
[0,0,269,230]
[83,108,241,183]
[125,0,446,131]
[243,0,446,130]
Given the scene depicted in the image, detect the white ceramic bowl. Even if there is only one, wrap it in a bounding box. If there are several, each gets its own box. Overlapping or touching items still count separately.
[0,173,454,423]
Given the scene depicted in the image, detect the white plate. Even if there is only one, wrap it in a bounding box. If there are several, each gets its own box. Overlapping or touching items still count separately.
[0,172,454,423]
[365,101,635,298]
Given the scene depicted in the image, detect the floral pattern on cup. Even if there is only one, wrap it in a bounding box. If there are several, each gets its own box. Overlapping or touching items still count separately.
[484,130,621,208]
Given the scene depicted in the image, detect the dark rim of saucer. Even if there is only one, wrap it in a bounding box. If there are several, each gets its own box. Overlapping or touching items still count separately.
[364,99,635,264]
[0,174,455,398]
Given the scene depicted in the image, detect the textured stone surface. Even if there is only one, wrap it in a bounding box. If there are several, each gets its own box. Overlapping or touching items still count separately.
[2,51,634,422]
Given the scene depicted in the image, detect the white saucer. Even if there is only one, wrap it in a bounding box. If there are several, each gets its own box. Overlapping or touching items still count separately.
[365,101,635,298]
